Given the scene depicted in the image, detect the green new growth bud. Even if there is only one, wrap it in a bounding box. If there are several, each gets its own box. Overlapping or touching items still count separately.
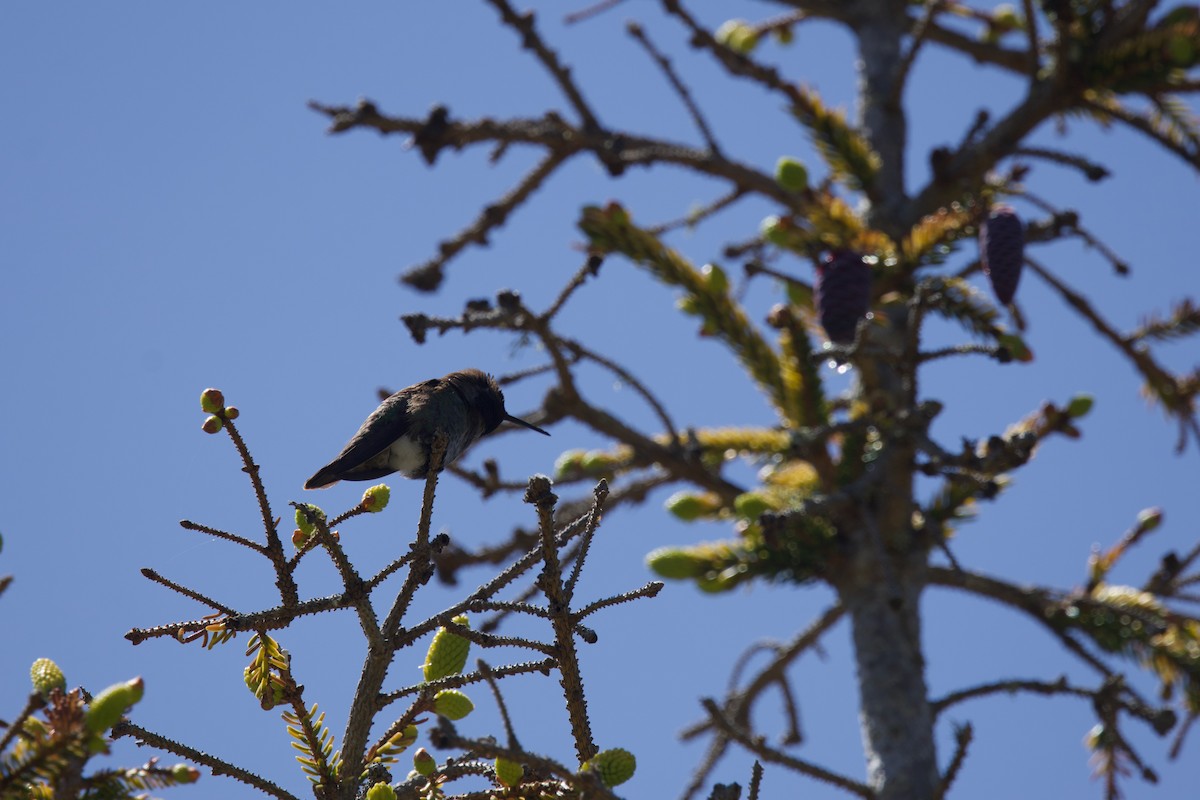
[85,677,144,733]
[785,281,813,308]
[1159,6,1200,27]
[554,450,586,478]
[397,724,419,748]
[202,415,223,434]
[495,757,524,788]
[676,294,703,316]
[993,4,1021,30]
[579,450,614,475]
[422,615,471,681]
[585,748,637,787]
[1167,34,1195,65]
[760,215,787,246]
[997,334,1034,363]
[199,388,225,414]
[23,716,49,740]
[413,748,436,777]
[715,19,758,54]
[30,658,66,698]
[775,157,809,192]
[170,764,201,784]
[365,782,397,800]
[362,484,391,512]
[665,492,709,521]
[224,406,240,420]
[697,568,741,594]
[295,504,326,537]
[1137,507,1164,533]
[733,492,773,521]
[773,25,794,44]
[1066,394,1094,419]
[646,547,708,579]
[701,263,729,294]
[244,666,282,708]
[433,689,475,720]
[603,202,630,226]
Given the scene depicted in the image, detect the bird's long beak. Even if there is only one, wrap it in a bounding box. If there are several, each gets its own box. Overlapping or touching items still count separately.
[505,413,551,436]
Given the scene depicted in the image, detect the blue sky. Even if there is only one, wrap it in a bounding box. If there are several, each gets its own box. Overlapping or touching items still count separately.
[2,3,1198,799]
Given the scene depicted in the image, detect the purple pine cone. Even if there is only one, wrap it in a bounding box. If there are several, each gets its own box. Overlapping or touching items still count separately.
[980,205,1024,305]
[814,250,871,344]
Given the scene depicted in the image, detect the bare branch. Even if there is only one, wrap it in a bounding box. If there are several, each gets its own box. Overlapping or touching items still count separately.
[701,698,875,798]
[627,20,722,154]
[113,722,301,800]
[484,0,602,133]
[402,150,569,292]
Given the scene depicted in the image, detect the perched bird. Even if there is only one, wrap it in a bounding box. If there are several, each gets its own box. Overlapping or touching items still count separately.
[304,369,549,489]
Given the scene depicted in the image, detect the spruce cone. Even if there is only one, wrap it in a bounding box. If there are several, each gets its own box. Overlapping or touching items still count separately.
[980,205,1024,304]
[814,250,871,344]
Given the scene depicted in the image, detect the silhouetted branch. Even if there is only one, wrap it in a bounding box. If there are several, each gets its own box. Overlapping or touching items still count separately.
[700,698,874,798]
[627,20,721,154]
[114,721,300,800]
[402,150,569,291]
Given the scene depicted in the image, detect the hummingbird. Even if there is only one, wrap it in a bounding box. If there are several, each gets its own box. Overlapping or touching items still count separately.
[304,368,550,489]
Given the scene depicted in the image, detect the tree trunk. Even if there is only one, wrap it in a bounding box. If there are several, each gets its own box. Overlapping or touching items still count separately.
[843,554,937,799]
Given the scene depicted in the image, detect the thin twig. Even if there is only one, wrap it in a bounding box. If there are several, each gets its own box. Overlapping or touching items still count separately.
[891,1,946,106]
[1169,711,1198,758]
[564,480,609,602]
[1026,256,1199,451]
[647,187,747,236]
[932,675,1082,715]
[139,568,237,615]
[927,565,1119,677]
[485,0,602,132]
[747,760,765,800]
[1021,0,1040,79]
[402,150,568,291]
[0,693,42,756]
[920,343,1005,362]
[308,99,794,209]
[564,0,627,25]
[661,0,884,206]
[113,721,301,800]
[680,732,733,800]
[701,698,874,798]
[627,21,721,154]
[572,580,662,621]
[178,519,265,554]
[543,254,603,322]
[564,338,680,443]
[1012,146,1110,181]
[365,549,419,591]
[683,604,846,742]
[934,723,973,799]
[479,660,522,749]
[1016,189,1128,273]
[1082,97,1200,171]
[220,418,297,606]
[380,658,558,706]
